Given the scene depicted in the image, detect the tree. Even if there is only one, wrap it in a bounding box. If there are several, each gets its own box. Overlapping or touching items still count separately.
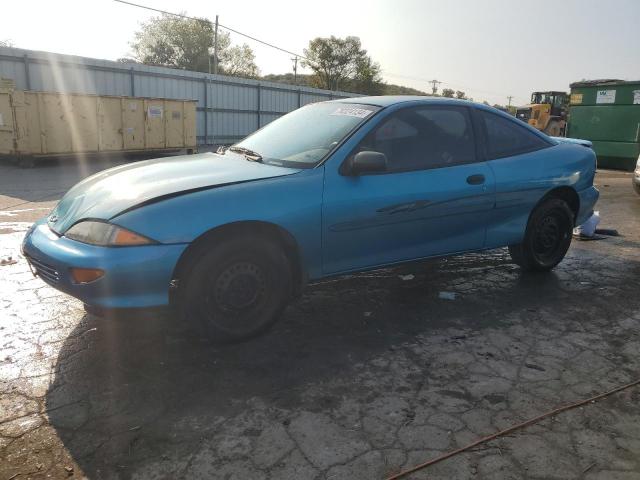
[130,13,258,77]
[351,56,384,95]
[0,39,14,47]
[442,88,455,98]
[221,44,260,78]
[131,14,220,72]
[455,90,467,99]
[302,36,382,93]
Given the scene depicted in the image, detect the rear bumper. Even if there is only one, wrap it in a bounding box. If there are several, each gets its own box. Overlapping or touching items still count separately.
[576,185,600,226]
[22,219,188,308]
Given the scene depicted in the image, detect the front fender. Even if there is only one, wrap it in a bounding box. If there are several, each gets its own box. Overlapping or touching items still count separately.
[112,168,325,279]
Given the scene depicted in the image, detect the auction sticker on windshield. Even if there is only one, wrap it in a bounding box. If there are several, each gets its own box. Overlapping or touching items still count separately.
[330,107,373,118]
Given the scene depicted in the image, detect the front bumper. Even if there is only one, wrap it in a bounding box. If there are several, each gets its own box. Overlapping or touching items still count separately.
[22,219,188,308]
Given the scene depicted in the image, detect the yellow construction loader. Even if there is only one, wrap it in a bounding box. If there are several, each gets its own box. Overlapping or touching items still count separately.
[515,91,568,136]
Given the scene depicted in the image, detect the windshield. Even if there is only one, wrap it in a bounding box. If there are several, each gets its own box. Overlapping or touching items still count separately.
[232,102,380,168]
[531,93,553,104]
[531,92,565,105]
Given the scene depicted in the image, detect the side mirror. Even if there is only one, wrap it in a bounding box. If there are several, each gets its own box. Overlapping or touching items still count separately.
[344,151,388,176]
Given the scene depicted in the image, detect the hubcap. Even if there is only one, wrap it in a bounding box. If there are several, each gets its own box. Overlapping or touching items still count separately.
[213,262,266,311]
[532,210,568,261]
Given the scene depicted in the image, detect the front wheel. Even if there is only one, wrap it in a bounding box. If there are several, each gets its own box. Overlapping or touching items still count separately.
[179,237,292,343]
[509,198,574,272]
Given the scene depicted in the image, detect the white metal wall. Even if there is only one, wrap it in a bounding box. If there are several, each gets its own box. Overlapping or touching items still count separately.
[0,47,360,145]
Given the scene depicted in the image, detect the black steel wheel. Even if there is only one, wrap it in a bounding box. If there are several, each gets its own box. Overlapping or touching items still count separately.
[509,198,574,272]
[180,237,292,343]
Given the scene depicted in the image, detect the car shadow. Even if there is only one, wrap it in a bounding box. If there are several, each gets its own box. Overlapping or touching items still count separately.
[44,248,640,476]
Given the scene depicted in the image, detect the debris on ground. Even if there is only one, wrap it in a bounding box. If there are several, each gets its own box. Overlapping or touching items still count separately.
[573,211,600,238]
[1,256,17,266]
[595,228,620,236]
[573,212,623,241]
[438,291,457,300]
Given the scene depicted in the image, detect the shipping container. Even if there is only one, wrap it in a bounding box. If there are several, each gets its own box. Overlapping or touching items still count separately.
[567,79,640,171]
[0,88,197,165]
[0,47,359,146]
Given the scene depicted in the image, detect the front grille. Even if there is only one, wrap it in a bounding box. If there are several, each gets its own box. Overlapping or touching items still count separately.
[26,255,60,284]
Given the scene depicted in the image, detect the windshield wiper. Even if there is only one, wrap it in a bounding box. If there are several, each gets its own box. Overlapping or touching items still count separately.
[228,146,263,162]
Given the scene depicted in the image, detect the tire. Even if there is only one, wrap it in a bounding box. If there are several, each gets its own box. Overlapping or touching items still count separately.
[633,178,640,196]
[179,236,292,343]
[508,198,574,272]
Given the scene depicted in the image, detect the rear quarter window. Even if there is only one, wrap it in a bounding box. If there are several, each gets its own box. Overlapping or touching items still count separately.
[480,110,551,159]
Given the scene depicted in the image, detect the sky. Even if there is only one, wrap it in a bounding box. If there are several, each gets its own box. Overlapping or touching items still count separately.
[2,0,639,105]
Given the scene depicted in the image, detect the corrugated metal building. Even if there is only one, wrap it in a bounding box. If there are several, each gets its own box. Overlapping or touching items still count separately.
[0,47,359,146]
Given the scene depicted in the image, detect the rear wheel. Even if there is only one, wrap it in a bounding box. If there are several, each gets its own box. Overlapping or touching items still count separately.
[179,237,292,343]
[509,198,574,271]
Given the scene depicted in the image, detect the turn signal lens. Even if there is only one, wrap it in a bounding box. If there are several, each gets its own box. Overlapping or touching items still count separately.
[113,229,152,246]
[70,267,105,284]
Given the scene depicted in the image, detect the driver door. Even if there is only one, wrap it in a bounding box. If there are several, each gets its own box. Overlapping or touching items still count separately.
[321,105,495,274]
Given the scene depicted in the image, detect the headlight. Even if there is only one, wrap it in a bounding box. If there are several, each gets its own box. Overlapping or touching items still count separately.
[64,221,155,246]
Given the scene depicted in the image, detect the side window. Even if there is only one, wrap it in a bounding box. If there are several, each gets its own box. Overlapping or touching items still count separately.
[480,110,550,159]
[356,106,476,172]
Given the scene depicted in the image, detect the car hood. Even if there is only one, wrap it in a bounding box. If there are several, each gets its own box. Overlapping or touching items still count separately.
[551,136,593,148]
[48,152,300,234]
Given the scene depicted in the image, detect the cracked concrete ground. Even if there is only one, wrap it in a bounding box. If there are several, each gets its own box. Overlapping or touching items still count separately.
[1,158,639,480]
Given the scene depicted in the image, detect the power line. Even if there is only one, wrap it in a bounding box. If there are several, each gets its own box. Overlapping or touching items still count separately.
[383,71,527,103]
[291,56,299,85]
[113,0,524,102]
[213,14,219,74]
[112,0,309,61]
[428,79,442,95]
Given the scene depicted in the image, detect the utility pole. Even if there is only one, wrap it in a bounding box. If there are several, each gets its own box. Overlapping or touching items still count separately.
[291,56,298,85]
[507,95,514,108]
[213,15,219,75]
[429,79,442,95]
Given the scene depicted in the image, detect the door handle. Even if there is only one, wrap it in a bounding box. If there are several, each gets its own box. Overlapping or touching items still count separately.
[466,174,485,185]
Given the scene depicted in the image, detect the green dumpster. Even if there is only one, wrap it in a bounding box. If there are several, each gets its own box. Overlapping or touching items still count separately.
[567,79,640,171]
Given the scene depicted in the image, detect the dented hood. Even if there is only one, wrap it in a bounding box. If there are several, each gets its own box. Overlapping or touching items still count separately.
[48,152,300,234]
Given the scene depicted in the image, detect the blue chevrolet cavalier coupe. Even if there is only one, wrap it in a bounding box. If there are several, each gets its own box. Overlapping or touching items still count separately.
[22,96,599,341]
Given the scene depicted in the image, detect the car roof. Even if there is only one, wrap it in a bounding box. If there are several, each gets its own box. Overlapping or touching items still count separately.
[331,95,475,108]
[330,95,557,145]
